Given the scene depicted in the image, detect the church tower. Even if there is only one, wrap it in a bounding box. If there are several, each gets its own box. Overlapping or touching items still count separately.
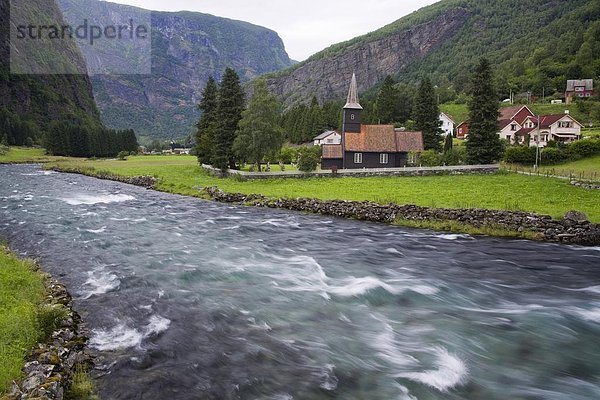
[342,73,363,133]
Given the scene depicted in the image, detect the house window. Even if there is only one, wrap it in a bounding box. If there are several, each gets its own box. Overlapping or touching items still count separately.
[326,139,334,143]
[459,128,463,134]
[354,153,363,164]
[506,135,511,140]
[511,124,517,131]
[380,153,389,164]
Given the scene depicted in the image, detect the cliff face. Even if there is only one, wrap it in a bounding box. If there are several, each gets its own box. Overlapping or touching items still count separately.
[57,0,294,139]
[0,0,100,127]
[266,8,469,106]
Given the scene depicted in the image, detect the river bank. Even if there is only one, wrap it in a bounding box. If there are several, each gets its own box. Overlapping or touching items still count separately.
[0,246,95,400]
[47,164,600,245]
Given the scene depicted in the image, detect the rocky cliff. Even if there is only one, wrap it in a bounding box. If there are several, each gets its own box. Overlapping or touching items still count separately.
[57,0,294,139]
[0,0,100,129]
[266,8,469,106]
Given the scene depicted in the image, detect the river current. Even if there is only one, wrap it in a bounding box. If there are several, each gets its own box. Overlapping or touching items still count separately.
[1,164,600,399]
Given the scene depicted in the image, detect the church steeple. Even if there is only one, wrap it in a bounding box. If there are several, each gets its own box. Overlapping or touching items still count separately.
[342,73,362,134]
[344,73,363,110]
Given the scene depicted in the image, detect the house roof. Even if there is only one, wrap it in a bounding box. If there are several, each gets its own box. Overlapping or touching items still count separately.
[538,114,582,128]
[514,127,535,136]
[344,125,424,153]
[566,79,593,91]
[499,105,534,125]
[314,130,339,140]
[322,144,343,159]
[498,119,519,130]
[439,112,455,124]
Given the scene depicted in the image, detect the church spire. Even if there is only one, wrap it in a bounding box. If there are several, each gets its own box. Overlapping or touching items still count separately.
[344,72,363,110]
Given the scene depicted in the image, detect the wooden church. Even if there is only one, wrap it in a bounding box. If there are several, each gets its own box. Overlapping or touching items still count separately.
[321,74,424,170]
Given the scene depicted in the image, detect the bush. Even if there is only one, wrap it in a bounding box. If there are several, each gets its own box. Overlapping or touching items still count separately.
[503,145,536,164]
[419,150,442,166]
[117,151,129,160]
[566,139,600,159]
[441,147,466,166]
[0,144,8,156]
[297,147,320,172]
[279,146,297,164]
[541,147,567,164]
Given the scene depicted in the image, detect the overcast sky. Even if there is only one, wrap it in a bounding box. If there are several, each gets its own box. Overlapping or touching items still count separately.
[108,0,440,61]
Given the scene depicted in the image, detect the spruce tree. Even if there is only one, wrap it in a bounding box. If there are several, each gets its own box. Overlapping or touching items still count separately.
[194,76,219,165]
[213,68,245,170]
[413,77,443,151]
[443,132,453,153]
[375,75,400,124]
[465,58,503,164]
[233,79,284,171]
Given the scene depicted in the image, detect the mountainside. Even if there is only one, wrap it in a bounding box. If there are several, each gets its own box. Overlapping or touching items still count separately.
[58,0,294,139]
[267,0,600,106]
[0,0,101,133]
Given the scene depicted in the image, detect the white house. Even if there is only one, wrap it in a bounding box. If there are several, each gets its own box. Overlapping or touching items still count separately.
[514,113,582,147]
[313,130,341,146]
[439,113,455,136]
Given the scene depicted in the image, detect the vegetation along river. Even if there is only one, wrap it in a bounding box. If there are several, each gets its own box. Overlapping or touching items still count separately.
[2,164,600,400]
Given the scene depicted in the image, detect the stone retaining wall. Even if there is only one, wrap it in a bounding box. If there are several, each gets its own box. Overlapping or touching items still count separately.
[201,186,600,246]
[201,164,500,180]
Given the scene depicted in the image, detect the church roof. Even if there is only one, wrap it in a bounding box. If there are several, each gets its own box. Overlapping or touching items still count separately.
[344,73,363,110]
[344,125,424,153]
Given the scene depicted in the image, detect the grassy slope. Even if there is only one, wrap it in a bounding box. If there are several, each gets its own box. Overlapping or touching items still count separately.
[47,155,600,222]
[0,246,46,394]
[536,155,600,181]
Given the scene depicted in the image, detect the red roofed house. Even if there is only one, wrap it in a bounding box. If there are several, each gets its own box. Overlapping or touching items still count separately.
[321,74,424,170]
[565,79,594,104]
[513,113,582,146]
[456,121,469,139]
[456,105,582,147]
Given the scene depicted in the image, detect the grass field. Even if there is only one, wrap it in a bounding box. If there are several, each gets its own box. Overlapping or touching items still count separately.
[505,155,600,182]
[0,246,46,394]
[47,154,600,222]
[0,147,70,164]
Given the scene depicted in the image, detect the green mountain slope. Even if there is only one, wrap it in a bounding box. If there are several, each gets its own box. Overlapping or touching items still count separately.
[58,0,294,139]
[267,0,600,105]
[0,0,101,141]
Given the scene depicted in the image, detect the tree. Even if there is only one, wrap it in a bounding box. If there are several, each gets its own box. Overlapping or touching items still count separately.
[195,76,219,165]
[465,58,503,164]
[213,68,245,170]
[443,132,453,153]
[233,79,284,171]
[413,77,443,151]
[297,147,320,172]
[375,75,401,124]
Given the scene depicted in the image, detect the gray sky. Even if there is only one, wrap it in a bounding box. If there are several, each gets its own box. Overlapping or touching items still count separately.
[108,0,440,61]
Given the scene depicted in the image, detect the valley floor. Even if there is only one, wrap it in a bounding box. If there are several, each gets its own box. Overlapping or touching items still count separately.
[2,147,599,223]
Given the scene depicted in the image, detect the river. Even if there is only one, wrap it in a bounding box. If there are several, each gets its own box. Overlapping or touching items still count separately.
[1,164,600,399]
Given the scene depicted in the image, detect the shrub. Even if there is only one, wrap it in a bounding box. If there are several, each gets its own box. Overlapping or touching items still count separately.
[503,145,536,164]
[117,151,129,161]
[297,147,319,172]
[0,144,8,156]
[441,147,466,166]
[279,146,297,164]
[566,139,600,158]
[419,150,442,166]
[541,147,567,164]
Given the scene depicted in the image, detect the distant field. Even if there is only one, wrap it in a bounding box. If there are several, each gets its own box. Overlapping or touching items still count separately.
[47,155,600,222]
[0,147,70,164]
[506,155,600,182]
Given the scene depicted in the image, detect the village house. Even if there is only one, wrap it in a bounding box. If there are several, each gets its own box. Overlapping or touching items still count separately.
[439,112,455,136]
[313,130,341,146]
[321,74,424,170]
[565,79,594,104]
[456,105,582,147]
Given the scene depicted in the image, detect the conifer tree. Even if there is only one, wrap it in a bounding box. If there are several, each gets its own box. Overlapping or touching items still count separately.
[413,77,443,151]
[443,132,453,153]
[465,58,503,164]
[375,75,401,124]
[194,76,219,165]
[213,68,245,170]
[233,79,283,171]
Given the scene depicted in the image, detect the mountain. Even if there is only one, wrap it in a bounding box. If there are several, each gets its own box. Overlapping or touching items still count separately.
[0,0,101,135]
[266,0,600,106]
[57,0,294,139]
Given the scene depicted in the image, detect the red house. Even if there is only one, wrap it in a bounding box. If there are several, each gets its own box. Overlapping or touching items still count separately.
[456,121,469,139]
[565,79,594,104]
